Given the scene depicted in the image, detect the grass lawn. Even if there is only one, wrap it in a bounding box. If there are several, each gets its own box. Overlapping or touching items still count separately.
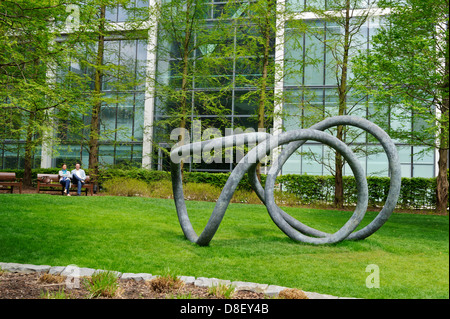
[0,193,448,299]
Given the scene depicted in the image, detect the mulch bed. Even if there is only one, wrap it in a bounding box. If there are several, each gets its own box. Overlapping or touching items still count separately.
[0,272,266,300]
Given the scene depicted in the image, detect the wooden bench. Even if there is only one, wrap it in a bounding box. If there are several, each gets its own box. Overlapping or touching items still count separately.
[36,174,94,196]
[0,172,23,194]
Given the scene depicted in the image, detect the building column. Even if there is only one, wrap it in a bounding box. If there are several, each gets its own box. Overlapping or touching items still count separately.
[271,0,286,174]
[142,0,159,169]
[41,38,57,169]
[40,137,53,168]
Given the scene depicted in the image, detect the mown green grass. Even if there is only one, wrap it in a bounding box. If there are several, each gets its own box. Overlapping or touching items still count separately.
[0,194,448,299]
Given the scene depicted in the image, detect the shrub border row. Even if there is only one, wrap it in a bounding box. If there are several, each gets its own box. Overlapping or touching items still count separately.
[2,168,446,210]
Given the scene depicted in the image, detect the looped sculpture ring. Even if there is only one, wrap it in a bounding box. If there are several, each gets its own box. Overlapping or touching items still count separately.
[170,116,401,246]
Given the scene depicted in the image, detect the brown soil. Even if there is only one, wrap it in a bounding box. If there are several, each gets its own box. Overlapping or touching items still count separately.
[0,272,267,300]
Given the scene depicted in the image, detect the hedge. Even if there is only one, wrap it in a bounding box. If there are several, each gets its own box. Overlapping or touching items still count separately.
[277,174,439,209]
[2,168,444,210]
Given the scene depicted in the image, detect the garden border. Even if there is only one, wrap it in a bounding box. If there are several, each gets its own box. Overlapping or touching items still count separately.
[0,262,357,299]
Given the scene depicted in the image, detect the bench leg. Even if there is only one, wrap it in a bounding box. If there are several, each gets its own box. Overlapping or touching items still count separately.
[37,183,40,193]
[10,186,13,194]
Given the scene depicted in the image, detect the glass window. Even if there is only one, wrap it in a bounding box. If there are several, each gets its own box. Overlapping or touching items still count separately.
[401,164,412,178]
[283,152,301,174]
[115,145,132,165]
[102,41,120,91]
[398,145,412,164]
[131,144,143,166]
[117,4,129,22]
[286,0,305,12]
[54,145,82,168]
[303,88,323,128]
[100,95,117,141]
[322,145,335,176]
[4,147,18,169]
[413,146,434,164]
[390,107,411,144]
[81,149,89,168]
[134,93,145,141]
[306,0,326,10]
[99,145,115,167]
[324,88,339,117]
[120,39,137,73]
[116,94,135,141]
[413,165,434,178]
[366,146,389,177]
[136,40,148,90]
[283,101,302,131]
[301,144,323,175]
[284,28,304,86]
[233,116,258,132]
[105,6,118,22]
[234,91,258,115]
[194,57,233,89]
[344,156,367,177]
[304,20,324,86]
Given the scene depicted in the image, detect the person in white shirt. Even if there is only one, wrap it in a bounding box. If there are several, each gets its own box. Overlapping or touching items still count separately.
[59,163,72,196]
[71,163,86,196]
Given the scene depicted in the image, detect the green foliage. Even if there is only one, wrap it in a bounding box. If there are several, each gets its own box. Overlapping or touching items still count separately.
[277,174,442,210]
[40,288,70,299]
[2,167,444,210]
[353,0,449,149]
[148,269,184,293]
[83,270,120,299]
[208,283,236,299]
[102,177,152,197]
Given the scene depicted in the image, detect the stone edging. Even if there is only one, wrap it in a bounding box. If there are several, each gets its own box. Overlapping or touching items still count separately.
[0,262,357,299]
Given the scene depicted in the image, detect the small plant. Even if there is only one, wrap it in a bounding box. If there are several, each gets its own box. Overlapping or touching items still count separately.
[102,177,151,197]
[148,180,174,199]
[147,269,184,293]
[277,288,308,299]
[40,288,70,299]
[83,270,120,298]
[208,283,235,299]
[38,273,65,284]
[167,292,199,299]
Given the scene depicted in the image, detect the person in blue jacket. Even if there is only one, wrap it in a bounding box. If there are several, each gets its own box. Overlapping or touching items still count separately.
[59,163,72,196]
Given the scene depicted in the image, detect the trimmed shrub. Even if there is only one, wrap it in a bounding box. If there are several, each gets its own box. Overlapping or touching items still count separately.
[102,177,151,197]
[6,168,445,210]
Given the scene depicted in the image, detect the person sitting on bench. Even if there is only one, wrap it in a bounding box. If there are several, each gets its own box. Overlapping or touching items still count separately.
[71,163,86,196]
[59,163,72,196]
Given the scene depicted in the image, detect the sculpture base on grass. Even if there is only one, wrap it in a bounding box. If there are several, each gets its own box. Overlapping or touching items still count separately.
[170,116,401,246]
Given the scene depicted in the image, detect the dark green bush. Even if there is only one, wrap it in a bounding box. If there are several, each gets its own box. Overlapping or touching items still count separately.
[277,174,440,209]
[3,168,443,210]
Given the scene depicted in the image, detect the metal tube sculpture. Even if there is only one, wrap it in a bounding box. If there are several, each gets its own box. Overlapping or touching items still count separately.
[170,116,401,246]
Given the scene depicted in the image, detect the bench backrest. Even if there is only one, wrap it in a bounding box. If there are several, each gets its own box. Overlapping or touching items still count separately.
[0,172,16,181]
[36,174,91,183]
[37,174,60,183]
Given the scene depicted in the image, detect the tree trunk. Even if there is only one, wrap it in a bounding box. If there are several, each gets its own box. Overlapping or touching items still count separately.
[436,18,449,214]
[334,0,351,209]
[256,0,274,181]
[436,147,449,214]
[22,111,35,187]
[88,5,106,186]
[178,3,194,173]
